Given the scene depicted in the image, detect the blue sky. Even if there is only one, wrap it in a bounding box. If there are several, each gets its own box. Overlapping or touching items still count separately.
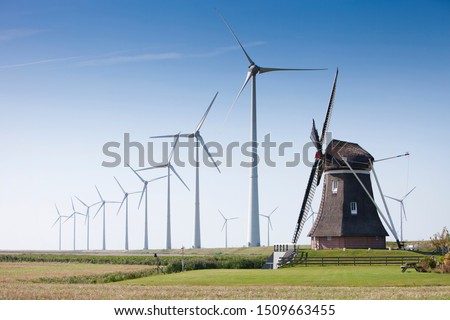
[0,0,449,250]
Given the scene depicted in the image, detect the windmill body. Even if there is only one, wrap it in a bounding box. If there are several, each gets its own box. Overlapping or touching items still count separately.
[308,140,388,249]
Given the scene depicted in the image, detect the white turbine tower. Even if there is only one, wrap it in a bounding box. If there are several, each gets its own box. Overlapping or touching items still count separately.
[52,204,69,251]
[114,176,141,251]
[259,207,278,246]
[218,209,238,249]
[93,186,120,251]
[219,13,325,247]
[64,197,85,251]
[138,134,190,250]
[75,196,100,251]
[385,187,416,242]
[150,92,220,249]
[128,164,166,250]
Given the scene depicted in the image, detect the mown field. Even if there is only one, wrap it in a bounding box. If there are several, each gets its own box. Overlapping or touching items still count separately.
[0,247,448,300]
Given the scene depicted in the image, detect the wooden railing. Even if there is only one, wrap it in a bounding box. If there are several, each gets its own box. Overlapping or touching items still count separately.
[282,255,422,267]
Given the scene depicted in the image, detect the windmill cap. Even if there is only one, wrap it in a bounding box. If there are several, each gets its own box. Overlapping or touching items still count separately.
[325,139,374,171]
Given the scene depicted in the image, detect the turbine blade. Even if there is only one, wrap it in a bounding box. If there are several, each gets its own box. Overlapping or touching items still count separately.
[168,133,181,162]
[269,218,273,230]
[320,68,339,144]
[402,204,408,222]
[169,164,190,191]
[198,134,221,173]
[221,221,227,232]
[55,204,61,216]
[225,71,252,122]
[150,134,179,139]
[94,203,104,219]
[148,174,168,184]
[95,185,104,202]
[75,196,88,208]
[229,217,239,220]
[71,197,75,212]
[259,67,327,73]
[384,195,400,202]
[218,209,226,220]
[63,214,74,223]
[403,186,416,200]
[114,176,126,194]
[116,196,126,215]
[138,184,147,209]
[137,164,167,171]
[51,217,60,228]
[217,11,254,65]
[269,206,279,217]
[128,164,145,183]
[195,92,219,132]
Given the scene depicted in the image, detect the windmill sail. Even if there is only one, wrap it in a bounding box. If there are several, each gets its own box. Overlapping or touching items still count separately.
[291,69,339,244]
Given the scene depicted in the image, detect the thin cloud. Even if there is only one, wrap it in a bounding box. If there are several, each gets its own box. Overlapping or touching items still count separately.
[0,28,44,42]
[81,52,184,66]
[0,56,84,69]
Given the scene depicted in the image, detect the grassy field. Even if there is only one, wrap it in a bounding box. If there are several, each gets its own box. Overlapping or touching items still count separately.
[1,261,449,299]
[0,247,448,300]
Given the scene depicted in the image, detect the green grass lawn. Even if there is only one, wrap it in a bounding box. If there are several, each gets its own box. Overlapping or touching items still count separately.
[122,266,450,287]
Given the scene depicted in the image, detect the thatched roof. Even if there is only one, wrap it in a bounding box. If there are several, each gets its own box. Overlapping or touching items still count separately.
[324,139,374,171]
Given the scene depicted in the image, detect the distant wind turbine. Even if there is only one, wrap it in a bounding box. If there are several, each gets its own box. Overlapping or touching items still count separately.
[150,93,220,249]
[93,186,120,251]
[52,204,69,251]
[64,197,85,251]
[114,176,141,251]
[138,134,190,250]
[385,187,416,242]
[259,207,278,246]
[218,12,325,247]
[75,196,100,251]
[218,209,238,248]
[128,164,166,250]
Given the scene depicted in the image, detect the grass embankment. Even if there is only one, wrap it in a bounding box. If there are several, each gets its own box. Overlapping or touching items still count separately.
[122,266,450,287]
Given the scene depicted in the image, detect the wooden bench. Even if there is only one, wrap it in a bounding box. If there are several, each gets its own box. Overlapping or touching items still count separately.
[401,262,424,272]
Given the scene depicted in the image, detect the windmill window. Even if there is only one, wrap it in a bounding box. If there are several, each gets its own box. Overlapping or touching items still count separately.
[331,180,338,194]
[350,202,358,215]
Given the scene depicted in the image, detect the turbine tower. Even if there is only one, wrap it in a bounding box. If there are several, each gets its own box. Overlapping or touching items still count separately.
[150,92,220,249]
[259,207,278,246]
[218,209,238,248]
[219,14,325,246]
[128,164,166,250]
[138,135,190,250]
[115,176,141,251]
[75,196,100,251]
[52,204,69,251]
[385,187,416,242]
[94,186,120,251]
[64,197,85,251]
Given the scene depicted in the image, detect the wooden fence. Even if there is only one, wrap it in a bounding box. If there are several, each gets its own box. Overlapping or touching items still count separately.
[282,255,422,267]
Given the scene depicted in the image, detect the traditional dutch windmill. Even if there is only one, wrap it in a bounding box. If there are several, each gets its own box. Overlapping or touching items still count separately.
[291,69,400,249]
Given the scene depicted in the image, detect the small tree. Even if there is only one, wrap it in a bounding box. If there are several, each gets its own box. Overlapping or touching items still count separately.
[430,226,450,254]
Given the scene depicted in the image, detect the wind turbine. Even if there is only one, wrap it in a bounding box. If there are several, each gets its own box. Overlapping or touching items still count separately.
[114,176,141,251]
[138,134,190,250]
[64,197,85,251]
[128,164,166,250]
[93,186,120,251]
[385,187,416,242]
[219,13,325,247]
[259,207,278,246]
[218,209,238,248]
[150,92,220,249]
[51,204,69,251]
[75,196,100,251]
[305,208,317,228]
